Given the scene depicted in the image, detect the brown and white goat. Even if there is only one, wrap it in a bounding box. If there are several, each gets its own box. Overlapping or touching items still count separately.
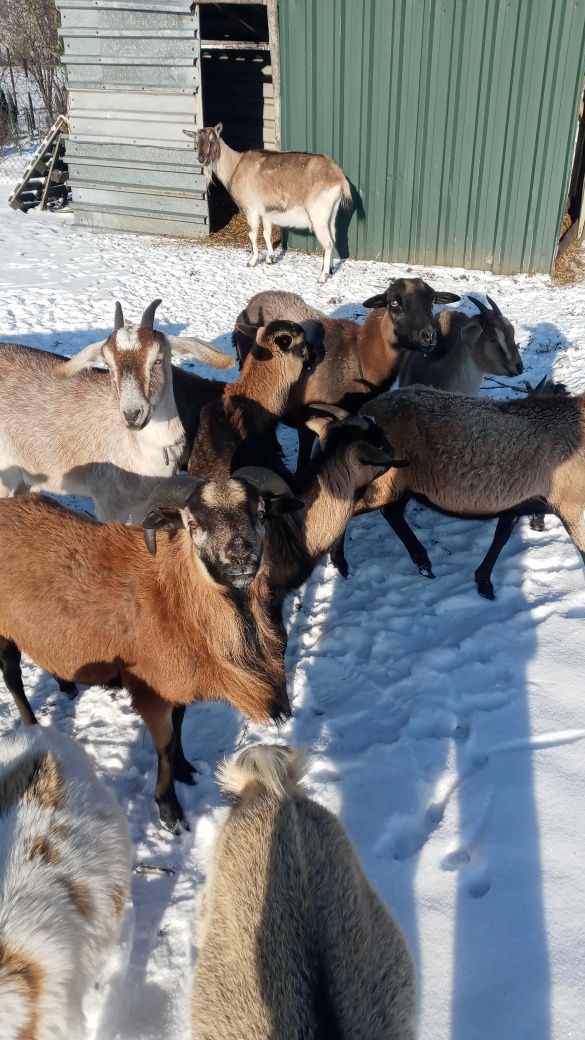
[399,295,523,394]
[183,123,351,282]
[344,385,585,598]
[0,474,302,832]
[192,744,416,1040]
[0,725,132,1040]
[234,280,460,469]
[188,319,323,482]
[0,300,232,521]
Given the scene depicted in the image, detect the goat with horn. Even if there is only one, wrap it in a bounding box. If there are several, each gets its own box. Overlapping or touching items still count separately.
[0,299,233,521]
[0,470,302,831]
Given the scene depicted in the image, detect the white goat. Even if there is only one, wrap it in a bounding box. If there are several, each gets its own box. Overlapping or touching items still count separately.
[183,123,351,282]
[0,299,232,521]
[0,725,132,1040]
[193,744,416,1040]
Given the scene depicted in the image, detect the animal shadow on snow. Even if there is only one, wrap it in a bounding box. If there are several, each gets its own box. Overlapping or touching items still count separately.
[282,346,574,1039]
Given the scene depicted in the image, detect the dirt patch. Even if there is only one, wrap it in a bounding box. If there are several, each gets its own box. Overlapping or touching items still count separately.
[552,213,585,286]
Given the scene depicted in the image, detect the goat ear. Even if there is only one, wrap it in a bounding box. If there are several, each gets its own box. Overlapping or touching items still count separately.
[265,494,305,517]
[362,292,387,309]
[434,291,461,304]
[141,508,183,556]
[460,319,483,346]
[254,325,268,346]
[166,335,235,370]
[182,129,197,140]
[214,122,223,137]
[305,415,332,439]
[52,339,107,379]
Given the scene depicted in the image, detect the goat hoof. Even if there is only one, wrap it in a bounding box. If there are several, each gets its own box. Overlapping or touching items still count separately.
[265,254,275,265]
[476,579,495,601]
[158,800,190,834]
[530,515,546,532]
[317,273,328,284]
[247,257,258,268]
[417,563,435,579]
[174,764,197,786]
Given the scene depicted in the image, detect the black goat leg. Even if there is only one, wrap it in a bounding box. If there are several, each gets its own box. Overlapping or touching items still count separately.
[0,638,37,725]
[381,499,434,578]
[172,705,198,786]
[475,514,519,600]
[330,532,349,577]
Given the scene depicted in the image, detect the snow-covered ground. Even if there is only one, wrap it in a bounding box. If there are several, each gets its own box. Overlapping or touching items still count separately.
[1,186,584,1040]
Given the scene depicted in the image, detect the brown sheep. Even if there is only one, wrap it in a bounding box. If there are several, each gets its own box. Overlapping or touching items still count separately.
[192,744,416,1040]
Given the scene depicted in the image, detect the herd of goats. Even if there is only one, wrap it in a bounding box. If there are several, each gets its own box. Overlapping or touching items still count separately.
[1,128,584,1039]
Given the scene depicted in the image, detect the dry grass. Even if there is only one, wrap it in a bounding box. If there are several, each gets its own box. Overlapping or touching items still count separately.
[552,212,585,285]
[196,211,281,249]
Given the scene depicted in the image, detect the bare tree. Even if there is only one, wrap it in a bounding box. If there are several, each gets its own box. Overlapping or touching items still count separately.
[0,0,66,122]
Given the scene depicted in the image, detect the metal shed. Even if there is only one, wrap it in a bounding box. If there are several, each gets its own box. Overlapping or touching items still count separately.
[55,0,280,237]
[278,0,585,274]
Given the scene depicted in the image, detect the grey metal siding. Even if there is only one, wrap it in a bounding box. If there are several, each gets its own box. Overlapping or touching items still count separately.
[56,0,205,237]
[279,0,585,274]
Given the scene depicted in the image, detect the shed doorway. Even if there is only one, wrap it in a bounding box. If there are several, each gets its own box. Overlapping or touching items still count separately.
[557,82,585,261]
[197,1,280,233]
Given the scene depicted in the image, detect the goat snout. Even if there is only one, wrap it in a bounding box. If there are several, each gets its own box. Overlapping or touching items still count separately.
[123,405,150,430]
[225,539,259,585]
[418,325,437,351]
[508,358,524,376]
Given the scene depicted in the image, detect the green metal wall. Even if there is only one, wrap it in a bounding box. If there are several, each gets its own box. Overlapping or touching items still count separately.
[279,0,585,273]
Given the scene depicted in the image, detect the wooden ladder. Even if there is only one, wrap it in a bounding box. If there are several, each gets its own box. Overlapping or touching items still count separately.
[8,114,70,213]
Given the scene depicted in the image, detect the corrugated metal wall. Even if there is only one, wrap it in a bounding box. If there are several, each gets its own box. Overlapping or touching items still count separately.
[279,0,585,274]
[56,0,206,237]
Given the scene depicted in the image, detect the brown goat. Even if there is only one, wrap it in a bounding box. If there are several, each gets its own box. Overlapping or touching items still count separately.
[192,745,416,1040]
[0,475,303,832]
[338,385,585,598]
[234,279,460,469]
[188,319,322,482]
[399,295,523,394]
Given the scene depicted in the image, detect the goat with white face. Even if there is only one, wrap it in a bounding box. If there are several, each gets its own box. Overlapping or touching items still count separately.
[0,299,233,521]
[183,123,351,283]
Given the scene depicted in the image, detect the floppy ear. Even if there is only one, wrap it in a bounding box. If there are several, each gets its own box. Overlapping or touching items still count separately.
[305,414,333,439]
[52,339,107,379]
[141,508,184,556]
[166,335,234,370]
[265,494,305,517]
[214,122,223,137]
[460,319,483,347]
[182,129,197,140]
[434,291,461,303]
[362,292,387,309]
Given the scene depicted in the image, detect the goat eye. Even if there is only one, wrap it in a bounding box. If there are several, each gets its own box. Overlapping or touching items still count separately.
[153,357,163,367]
[390,298,400,309]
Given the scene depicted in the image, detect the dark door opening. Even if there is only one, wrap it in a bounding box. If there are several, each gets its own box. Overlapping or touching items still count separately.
[199,3,273,232]
[557,83,585,259]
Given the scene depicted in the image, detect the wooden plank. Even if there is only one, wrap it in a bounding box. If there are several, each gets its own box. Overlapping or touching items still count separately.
[200,40,270,50]
[266,0,281,149]
[40,134,62,211]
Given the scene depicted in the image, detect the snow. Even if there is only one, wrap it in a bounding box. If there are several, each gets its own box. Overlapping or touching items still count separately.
[1,184,585,1040]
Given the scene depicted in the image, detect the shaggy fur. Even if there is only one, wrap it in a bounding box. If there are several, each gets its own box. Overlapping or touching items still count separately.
[0,303,232,521]
[399,304,523,395]
[192,744,416,1040]
[183,124,351,282]
[0,479,291,831]
[354,386,585,594]
[0,726,131,1040]
[233,282,459,470]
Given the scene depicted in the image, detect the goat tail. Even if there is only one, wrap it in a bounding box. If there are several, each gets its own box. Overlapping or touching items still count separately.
[340,175,352,208]
[218,743,308,801]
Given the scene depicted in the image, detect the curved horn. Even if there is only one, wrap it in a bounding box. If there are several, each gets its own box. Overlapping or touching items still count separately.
[140,298,163,329]
[308,401,351,422]
[143,474,206,514]
[114,301,124,330]
[231,466,294,498]
[467,295,491,319]
[485,294,502,318]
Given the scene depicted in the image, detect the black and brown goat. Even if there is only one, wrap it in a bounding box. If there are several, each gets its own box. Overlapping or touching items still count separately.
[233,280,460,469]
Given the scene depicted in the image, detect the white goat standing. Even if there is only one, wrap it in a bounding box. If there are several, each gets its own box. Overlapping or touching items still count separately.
[0,725,132,1040]
[183,123,351,283]
[0,299,233,521]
